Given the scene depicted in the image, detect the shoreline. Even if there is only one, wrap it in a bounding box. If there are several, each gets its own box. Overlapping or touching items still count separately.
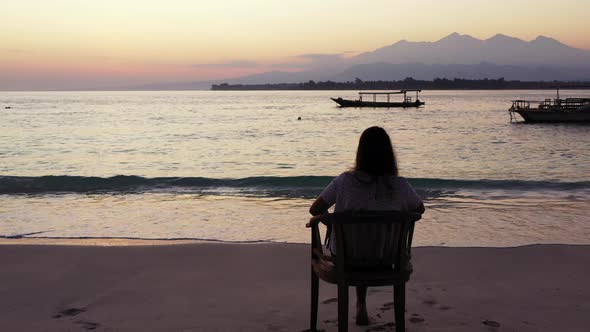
[1,242,588,331]
[2,236,589,249]
[0,237,209,246]
[0,237,277,246]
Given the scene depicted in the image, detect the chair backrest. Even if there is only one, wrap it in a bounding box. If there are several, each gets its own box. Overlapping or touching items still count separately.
[329,211,420,271]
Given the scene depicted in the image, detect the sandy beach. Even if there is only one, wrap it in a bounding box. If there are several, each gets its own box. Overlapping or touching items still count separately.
[0,241,588,332]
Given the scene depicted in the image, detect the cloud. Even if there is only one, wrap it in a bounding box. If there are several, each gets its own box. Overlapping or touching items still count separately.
[189,53,352,70]
[293,53,353,69]
[191,60,261,68]
[297,53,347,62]
[189,59,310,71]
[266,62,307,69]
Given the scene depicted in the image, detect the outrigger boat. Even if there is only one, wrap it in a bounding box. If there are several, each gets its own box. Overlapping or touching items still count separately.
[331,90,425,108]
[509,88,590,123]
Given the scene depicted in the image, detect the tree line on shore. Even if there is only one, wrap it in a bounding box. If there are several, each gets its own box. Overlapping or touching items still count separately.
[211,77,590,90]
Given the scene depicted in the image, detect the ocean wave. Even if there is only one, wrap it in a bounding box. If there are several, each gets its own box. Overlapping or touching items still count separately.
[0,175,588,198]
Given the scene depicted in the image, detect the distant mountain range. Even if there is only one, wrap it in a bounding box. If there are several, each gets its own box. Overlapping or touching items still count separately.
[351,33,590,67]
[115,33,590,90]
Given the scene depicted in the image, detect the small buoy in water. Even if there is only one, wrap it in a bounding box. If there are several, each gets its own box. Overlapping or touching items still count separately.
[297,116,301,120]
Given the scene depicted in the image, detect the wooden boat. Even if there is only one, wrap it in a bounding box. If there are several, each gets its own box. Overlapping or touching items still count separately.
[509,88,590,123]
[331,90,425,108]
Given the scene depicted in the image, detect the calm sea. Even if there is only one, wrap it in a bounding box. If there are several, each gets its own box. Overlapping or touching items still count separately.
[1,90,589,246]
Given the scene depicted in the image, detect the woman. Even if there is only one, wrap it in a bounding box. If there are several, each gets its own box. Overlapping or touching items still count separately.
[309,126,424,326]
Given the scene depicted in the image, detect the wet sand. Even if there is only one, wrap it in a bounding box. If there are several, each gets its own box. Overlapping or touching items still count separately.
[0,241,588,331]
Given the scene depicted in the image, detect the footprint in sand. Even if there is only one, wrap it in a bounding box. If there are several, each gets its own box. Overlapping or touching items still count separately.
[75,320,100,331]
[321,298,338,304]
[367,322,395,331]
[379,302,395,311]
[52,307,86,319]
[423,299,437,306]
[482,320,501,328]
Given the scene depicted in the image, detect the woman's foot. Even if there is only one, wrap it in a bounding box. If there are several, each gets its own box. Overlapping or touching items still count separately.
[355,303,369,325]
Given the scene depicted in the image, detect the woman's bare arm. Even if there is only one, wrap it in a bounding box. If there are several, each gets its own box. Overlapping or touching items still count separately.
[309,196,330,216]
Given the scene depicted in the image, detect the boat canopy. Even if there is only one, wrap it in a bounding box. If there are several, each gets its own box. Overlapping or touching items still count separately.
[358,90,422,102]
[358,89,422,95]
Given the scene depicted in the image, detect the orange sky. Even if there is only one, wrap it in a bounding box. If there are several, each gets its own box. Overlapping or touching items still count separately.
[1,0,589,90]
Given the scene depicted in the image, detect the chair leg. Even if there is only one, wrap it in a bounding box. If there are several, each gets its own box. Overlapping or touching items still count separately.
[394,283,406,332]
[338,283,348,332]
[310,269,319,331]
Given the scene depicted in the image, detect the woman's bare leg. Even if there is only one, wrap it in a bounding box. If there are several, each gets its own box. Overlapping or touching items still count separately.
[356,286,369,325]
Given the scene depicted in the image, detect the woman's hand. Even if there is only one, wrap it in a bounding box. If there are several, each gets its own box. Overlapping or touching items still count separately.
[305,212,329,228]
[414,202,425,214]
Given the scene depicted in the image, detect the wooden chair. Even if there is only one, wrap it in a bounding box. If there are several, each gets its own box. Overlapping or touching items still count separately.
[306,211,421,332]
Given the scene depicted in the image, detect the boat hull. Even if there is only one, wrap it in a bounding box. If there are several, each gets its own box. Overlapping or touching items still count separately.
[331,98,424,108]
[514,110,590,123]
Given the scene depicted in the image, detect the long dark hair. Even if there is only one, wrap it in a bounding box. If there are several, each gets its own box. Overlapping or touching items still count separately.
[354,126,398,176]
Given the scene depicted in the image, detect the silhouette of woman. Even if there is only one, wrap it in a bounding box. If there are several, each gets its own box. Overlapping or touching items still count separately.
[309,126,424,325]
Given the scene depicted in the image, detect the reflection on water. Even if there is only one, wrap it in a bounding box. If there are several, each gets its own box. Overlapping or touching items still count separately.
[1,90,589,181]
[1,193,588,247]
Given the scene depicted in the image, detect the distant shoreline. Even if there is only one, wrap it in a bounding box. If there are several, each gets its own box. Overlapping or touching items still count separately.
[212,78,590,91]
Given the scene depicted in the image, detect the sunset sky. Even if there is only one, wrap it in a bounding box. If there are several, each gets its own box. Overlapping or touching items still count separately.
[1,0,589,90]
